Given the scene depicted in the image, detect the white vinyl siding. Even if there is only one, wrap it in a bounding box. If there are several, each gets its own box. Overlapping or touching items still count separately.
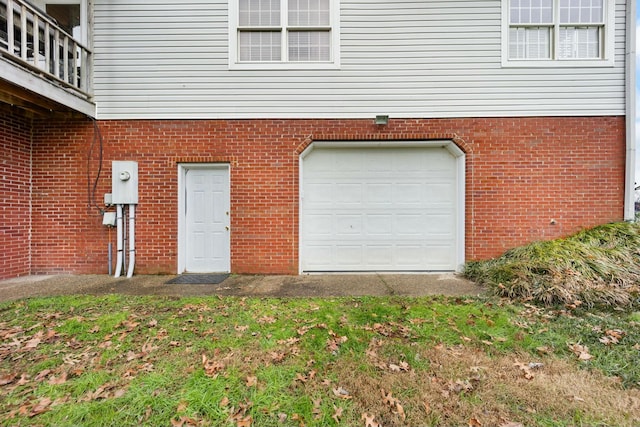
[92,0,627,120]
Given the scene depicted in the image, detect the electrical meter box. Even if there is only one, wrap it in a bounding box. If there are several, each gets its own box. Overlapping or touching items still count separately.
[112,161,138,204]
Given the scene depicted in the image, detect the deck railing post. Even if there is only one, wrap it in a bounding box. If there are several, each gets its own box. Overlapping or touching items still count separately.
[32,14,39,68]
[6,0,14,55]
[19,4,26,61]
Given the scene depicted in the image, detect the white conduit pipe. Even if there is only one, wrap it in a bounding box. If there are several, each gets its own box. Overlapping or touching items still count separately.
[126,204,136,278]
[114,204,124,277]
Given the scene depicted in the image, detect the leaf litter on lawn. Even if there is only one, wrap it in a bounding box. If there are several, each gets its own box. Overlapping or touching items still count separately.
[0,295,639,426]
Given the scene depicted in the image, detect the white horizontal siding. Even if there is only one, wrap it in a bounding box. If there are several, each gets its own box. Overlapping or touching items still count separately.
[92,0,628,119]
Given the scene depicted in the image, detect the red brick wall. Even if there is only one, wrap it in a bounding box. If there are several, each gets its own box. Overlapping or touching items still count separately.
[30,120,103,275]
[28,116,625,275]
[0,108,32,279]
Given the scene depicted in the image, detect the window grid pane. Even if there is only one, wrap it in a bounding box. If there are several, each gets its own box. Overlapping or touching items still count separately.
[510,0,553,24]
[559,0,603,24]
[288,30,330,61]
[558,26,600,58]
[239,0,280,26]
[288,0,330,26]
[509,27,551,59]
[239,31,282,61]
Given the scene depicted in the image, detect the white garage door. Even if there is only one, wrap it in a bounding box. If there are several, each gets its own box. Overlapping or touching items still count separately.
[300,144,461,272]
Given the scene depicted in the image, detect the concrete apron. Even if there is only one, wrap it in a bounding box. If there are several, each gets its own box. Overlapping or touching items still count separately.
[0,273,484,302]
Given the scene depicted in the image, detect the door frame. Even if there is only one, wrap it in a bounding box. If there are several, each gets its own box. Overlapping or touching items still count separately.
[177,163,231,274]
[298,140,465,273]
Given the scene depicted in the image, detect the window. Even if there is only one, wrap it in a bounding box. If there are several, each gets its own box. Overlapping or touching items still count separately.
[41,0,88,45]
[229,0,339,69]
[502,0,615,66]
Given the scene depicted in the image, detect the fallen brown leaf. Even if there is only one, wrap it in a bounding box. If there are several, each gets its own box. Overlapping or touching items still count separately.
[257,316,276,324]
[34,369,52,382]
[177,400,188,412]
[513,361,534,380]
[0,373,17,386]
[29,397,52,417]
[599,329,625,346]
[202,354,225,378]
[23,336,41,351]
[290,413,305,427]
[48,371,68,385]
[395,401,406,421]
[312,398,322,420]
[236,415,252,427]
[361,412,380,427]
[568,343,593,361]
[270,351,287,363]
[246,375,257,387]
[332,405,343,423]
[171,416,201,427]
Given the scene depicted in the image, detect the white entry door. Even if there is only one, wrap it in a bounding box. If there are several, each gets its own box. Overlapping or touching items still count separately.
[182,166,230,273]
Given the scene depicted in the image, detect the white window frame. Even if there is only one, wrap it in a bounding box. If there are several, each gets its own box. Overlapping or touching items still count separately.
[229,0,340,70]
[35,0,88,45]
[501,0,615,67]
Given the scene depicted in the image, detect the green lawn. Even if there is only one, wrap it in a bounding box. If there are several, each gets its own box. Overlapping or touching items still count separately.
[1,294,639,426]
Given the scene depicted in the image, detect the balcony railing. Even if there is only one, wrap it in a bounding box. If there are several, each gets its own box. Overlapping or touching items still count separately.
[0,0,91,99]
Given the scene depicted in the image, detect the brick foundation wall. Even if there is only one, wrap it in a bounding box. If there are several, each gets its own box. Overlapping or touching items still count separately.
[0,108,32,279]
[28,116,625,275]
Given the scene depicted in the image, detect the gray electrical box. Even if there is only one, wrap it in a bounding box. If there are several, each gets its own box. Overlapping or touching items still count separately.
[111,161,138,204]
[102,212,116,226]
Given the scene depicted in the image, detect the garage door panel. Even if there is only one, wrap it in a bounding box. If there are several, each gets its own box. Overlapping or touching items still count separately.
[306,214,332,236]
[395,246,423,266]
[336,183,363,203]
[424,245,457,268]
[301,146,460,272]
[366,214,393,235]
[365,246,394,267]
[365,151,393,172]
[335,151,364,171]
[335,246,363,266]
[306,183,334,204]
[336,215,363,235]
[305,245,333,268]
[365,183,393,204]
[426,182,456,203]
[395,214,424,236]
[396,183,423,203]
[424,214,455,235]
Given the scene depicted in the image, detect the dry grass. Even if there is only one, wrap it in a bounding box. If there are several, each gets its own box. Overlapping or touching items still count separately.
[333,343,640,427]
[464,222,640,308]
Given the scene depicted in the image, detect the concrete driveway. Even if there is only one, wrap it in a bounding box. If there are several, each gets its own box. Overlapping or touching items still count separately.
[0,273,484,302]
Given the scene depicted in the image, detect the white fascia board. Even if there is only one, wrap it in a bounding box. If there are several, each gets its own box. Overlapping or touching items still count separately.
[0,59,95,117]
